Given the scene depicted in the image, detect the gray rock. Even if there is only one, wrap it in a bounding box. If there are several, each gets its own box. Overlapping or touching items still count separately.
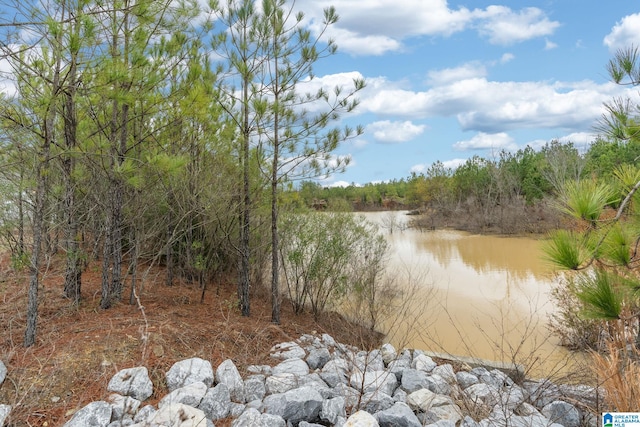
[106,419,134,427]
[166,358,214,392]
[417,412,440,425]
[456,371,479,389]
[425,374,451,395]
[299,422,325,427]
[273,357,309,376]
[524,380,561,408]
[107,394,141,421]
[271,341,306,360]
[198,383,230,421]
[263,386,323,425]
[244,375,266,402]
[499,385,526,411]
[461,415,480,427]
[322,333,337,347]
[356,350,385,372]
[307,347,331,370]
[228,402,246,418]
[380,343,397,366]
[321,358,351,388]
[376,402,421,427]
[559,383,599,410]
[245,399,262,411]
[516,402,542,417]
[406,388,438,412]
[388,358,411,381]
[266,373,299,394]
[426,421,456,427]
[0,405,11,427]
[360,391,395,413]
[400,368,429,393]
[334,383,362,409]
[247,365,272,375]
[260,412,287,427]
[133,404,156,423]
[148,403,207,427]
[432,364,456,384]
[321,396,346,425]
[344,410,380,427]
[464,383,500,407]
[350,370,398,396]
[412,354,437,372]
[216,359,245,402]
[321,371,346,388]
[158,381,207,409]
[231,408,262,427]
[298,372,328,388]
[542,400,581,427]
[429,404,463,425]
[107,367,153,401]
[393,387,407,403]
[0,361,6,386]
[63,401,112,427]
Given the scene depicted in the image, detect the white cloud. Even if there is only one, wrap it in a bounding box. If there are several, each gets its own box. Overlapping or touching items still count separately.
[427,62,487,85]
[327,180,355,188]
[297,1,558,55]
[410,164,427,174]
[453,132,516,151]
[557,132,596,144]
[360,76,627,133]
[474,6,560,46]
[366,120,426,143]
[603,14,640,52]
[297,71,367,114]
[544,39,558,50]
[500,53,515,64]
[442,159,466,170]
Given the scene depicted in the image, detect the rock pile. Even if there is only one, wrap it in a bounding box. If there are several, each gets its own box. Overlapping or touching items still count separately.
[53,334,597,426]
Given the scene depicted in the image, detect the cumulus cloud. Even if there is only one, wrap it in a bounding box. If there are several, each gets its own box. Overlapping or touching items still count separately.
[427,62,487,85]
[603,13,640,52]
[475,6,560,46]
[366,120,426,143]
[359,76,626,134]
[296,0,558,56]
[327,180,355,188]
[453,132,517,151]
[410,164,427,174]
[442,158,467,170]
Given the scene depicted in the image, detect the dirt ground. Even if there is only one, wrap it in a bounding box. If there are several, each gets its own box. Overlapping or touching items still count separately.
[0,255,382,426]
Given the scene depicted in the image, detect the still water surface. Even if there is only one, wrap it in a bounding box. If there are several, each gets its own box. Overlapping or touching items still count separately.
[362,211,583,378]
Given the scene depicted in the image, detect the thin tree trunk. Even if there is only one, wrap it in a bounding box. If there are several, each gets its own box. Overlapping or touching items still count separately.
[62,60,82,302]
[270,33,280,325]
[25,142,50,346]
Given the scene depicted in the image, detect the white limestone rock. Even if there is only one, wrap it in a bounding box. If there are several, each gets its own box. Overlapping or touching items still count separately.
[166,358,214,392]
[108,367,153,401]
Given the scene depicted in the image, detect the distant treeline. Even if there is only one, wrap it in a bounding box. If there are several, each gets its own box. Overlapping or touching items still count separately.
[286,138,640,234]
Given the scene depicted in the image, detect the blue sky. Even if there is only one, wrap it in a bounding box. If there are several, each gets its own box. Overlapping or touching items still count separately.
[291,0,640,186]
[2,1,639,188]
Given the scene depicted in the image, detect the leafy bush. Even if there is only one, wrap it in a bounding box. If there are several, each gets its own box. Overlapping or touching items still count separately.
[278,212,389,320]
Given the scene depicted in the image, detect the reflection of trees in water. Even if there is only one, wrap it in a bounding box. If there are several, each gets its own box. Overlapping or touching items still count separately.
[414,231,551,282]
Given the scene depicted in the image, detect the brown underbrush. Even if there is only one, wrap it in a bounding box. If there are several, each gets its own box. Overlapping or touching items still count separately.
[0,254,382,427]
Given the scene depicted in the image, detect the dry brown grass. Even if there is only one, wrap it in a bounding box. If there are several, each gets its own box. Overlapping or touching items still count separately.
[0,254,382,427]
[592,344,640,411]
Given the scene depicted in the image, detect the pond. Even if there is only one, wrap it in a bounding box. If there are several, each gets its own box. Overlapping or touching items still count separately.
[361,211,586,379]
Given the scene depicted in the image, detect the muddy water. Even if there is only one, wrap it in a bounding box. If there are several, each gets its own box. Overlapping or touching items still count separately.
[363,211,585,379]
